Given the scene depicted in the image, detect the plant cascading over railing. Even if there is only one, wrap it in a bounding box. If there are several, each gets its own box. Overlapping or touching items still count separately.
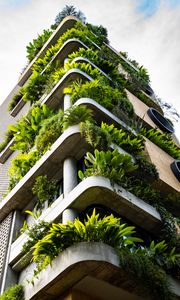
[22,210,179,300]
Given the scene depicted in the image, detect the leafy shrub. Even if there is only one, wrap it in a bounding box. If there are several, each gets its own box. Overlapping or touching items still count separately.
[120,176,161,205]
[141,128,180,159]
[32,210,142,272]
[135,156,159,181]
[35,110,64,154]
[63,105,93,130]
[0,284,24,300]
[23,71,48,103]
[8,87,25,112]
[87,23,109,44]
[80,121,111,150]
[9,151,40,190]
[0,129,13,153]
[9,103,54,152]
[32,175,59,209]
[52,5,86,29]
[70,79,134,118]
[101,123,144,155]
[78,149,137,181]
[26,29,53,62]
[22,221,51,253]
[68,47,114,75]
[118,249,175,300]
[32,22,104,73]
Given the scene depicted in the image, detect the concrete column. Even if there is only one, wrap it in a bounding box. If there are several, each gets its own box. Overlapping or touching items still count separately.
[62,157,78,224]
[62,209,78,224]
[63,157,78,196]
[64,93,71,110]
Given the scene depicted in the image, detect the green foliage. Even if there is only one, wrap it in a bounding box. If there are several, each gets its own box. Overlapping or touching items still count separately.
[135,156,159,181]
[0,129,13,153]
[101,123,144,155]
[78,149,137,181]
[141,128,180,159]
[0,284,24,300]
[22,221,51,253]
[87,23,109,44]
[33,22,103,73]
[163,192,180,217]
[9,103,54,152]
[70,79,134,118]
[63,105,93,130]
[52,5,86,29]
[68,47,113,75]
[8,87,25,111]
[120,176,161,205]
[118,249,175,300]
[80,121,111,149]
[32,175,59,209]
[32,210,142,272]
[26,29,52,62]
[35,110,64,154]
[22,71,48,103]
[9,151,40,190]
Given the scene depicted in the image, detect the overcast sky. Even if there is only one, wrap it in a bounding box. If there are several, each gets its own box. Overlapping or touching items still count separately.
[0,0,180,138]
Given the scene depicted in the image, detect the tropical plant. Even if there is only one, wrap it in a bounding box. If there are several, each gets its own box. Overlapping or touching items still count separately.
[78,149,137,181]
[63,105,93,130]
[8,150,40,190]
[8,87,25,111]
[101,123,144,155]
[35,110,64,154]
[134,156,159,181]
[32,210,142,273]
[22,71,48,103]
[32,175,59,209]
[52,5,86,29]
[9,103,54,152]
[141,128,180,159]
[32,22,102,73]
[26,29,53,62]
[80,121,111,150]
[22,221,51,253]
[0,284,24,300]
[0,129,13,153]
[70,79,134,118]
[87,23,109,44]
[118,249,175,300]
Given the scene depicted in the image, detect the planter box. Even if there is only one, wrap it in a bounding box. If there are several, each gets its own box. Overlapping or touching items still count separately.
[0,138,14,164]
[10,98,26,117]
[22,243,142,300]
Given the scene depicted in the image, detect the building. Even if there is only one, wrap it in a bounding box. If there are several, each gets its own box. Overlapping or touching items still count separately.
[0,15,179,300]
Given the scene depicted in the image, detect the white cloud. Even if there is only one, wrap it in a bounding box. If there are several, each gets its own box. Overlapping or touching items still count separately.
[0,0,179,139]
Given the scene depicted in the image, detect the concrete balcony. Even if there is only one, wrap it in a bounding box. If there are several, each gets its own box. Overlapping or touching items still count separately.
[20,242,179,300]
[9,174,161,273]
[18,16,78,87]
[0,125,88,222]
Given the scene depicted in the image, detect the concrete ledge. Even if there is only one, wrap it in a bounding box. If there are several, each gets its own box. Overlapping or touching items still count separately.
[10,98,26,117]
[9,174,161,272]
[0,138,14,164]
[18,16,78,86]
[42,39,89,74]
[21,243,144,300]
[10,175,162,273]
[0,125,88,222]
[75,97,135,134]
[42,69,93,109]
[71,57,112,81]
[22,242,179,300]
